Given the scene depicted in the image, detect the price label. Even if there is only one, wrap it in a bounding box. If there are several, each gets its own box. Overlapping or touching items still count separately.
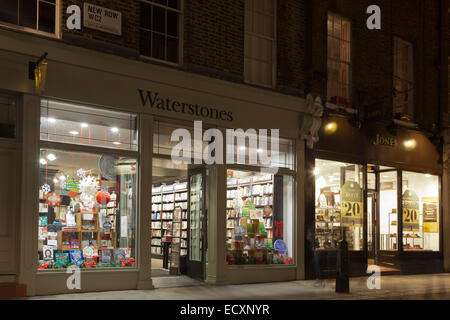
[402,189,420,232]
[342,201,363,219]
[341,181,363,227]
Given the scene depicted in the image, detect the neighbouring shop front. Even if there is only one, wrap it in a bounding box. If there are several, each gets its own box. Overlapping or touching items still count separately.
[0,28,318,295]
[306,114,443,279]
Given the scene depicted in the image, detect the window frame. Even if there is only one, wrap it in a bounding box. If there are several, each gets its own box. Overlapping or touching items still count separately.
[244,0,277,88]
[0,0,61,39]
[327,12,352,106]
[225,164,297,268]
[37,98,141,272]
[393,37,415,121]
[139,0,184,66]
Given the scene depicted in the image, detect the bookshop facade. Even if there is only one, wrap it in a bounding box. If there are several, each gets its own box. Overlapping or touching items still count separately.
[306,114,444,279]
[0,28,317,295]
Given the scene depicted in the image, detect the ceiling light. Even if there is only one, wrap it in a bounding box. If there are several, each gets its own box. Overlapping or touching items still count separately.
[111,127,119,133]
[48,118,56,123]
[425,174,432,178]
[47,153,56,161]
[40,158,47,165]
[113,141,121,145]
[69,130,79,135]
[59,175,66,181]
[239,146,246,151]
[53,178,58,183]
[314,168,320,176]
[80,123,88,128]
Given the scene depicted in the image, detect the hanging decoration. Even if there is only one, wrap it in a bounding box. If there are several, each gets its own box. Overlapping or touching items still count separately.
[46,192,62,207]
[41,184,51,194]
[77,168,86,179]
[79,176,99,211]
[96,189,111,205]
[79,176,99,197]
[68,190,78,198]
[65,176,80,193]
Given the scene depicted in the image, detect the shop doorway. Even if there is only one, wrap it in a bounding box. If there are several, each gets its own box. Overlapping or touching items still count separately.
[367,166,400,273]
[151,158,208,283]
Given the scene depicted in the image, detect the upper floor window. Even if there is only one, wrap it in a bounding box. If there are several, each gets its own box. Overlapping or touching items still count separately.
[327,13,351,107]
[394,38,414,121]
[139,0,181,64]
[0,0,59,36]
[244,0,276,87]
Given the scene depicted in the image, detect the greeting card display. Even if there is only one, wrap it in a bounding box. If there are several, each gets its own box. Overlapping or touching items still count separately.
[100,250,111,264]
[70,250,83,265]
[43,245,54,261]
[113,249,126,263]
[83,246,99,259]
[39,216,48,226]
[55,253,69,265]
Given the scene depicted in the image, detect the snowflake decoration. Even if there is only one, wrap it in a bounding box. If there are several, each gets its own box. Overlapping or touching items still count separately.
[79,176,99,197]
[60,180,66,190]
[41,184,51,194]
[77,168,86,179]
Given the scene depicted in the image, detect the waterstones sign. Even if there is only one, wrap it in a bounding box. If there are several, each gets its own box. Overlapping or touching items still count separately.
[138,89,233,122]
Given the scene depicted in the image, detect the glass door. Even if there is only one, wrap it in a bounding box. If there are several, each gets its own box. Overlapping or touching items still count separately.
[187,167,206,280]
[367,192,377,263]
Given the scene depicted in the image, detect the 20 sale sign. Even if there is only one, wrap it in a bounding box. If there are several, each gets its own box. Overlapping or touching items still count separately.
[341,181,363,227]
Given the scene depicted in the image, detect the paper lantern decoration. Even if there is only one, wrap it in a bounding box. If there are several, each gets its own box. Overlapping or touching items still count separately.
[96,190,111,205]
[41,184,51,194]
[46,192,62,207]
[65,176,80,193]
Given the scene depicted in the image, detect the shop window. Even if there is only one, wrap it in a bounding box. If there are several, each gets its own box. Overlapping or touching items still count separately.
[153,120,210,162]
[225,133,295,171]
[0,0,58,35]
[327,13,351,107]
[393,38,414,121]
[40,99,138,152]
[38,149,138,269]
[244,0,276,87]
[402,172,439,252]
[226,170,294,265]
[139,0,181,64]
[314,159,364,251]
[379,170,398,251]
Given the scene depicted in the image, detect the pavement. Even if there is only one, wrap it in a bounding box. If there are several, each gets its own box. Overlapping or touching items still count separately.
[26,273,450,300]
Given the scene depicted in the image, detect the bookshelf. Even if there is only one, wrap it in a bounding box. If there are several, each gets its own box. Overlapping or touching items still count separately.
[151,182,188,258]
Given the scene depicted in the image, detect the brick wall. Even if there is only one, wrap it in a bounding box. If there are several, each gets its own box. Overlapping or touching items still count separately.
[310,0,445,130]
[277,0,307,95]
[61,0,308,97]
[62,0,140,52]
[183,0,244,80]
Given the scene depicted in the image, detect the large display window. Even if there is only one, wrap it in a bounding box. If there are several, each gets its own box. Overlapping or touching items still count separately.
[226,169,295,265]
[401,171,439,252]
[37,100,139,270]
[314,159,364,251]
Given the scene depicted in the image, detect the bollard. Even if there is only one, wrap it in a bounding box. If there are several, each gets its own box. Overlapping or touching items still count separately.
[336,235,349,293]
